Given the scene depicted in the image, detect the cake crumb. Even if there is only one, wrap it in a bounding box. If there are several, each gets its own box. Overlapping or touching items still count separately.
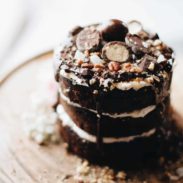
[74,160,127,183]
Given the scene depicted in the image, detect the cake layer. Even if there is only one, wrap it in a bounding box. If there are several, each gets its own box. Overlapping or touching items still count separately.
[59,87,156,118]
[59,124,169,168]
[58,108,183,168]
[58,97,170,137]
[59,76,170,113]
[57,104,159,139]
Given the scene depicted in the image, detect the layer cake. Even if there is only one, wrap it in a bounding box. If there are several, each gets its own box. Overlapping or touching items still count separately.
[54,19,177,168]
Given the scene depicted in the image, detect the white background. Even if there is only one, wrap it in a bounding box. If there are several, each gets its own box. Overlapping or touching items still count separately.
[0,0,183,76]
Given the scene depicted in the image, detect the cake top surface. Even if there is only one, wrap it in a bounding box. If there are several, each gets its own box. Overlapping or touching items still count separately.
[54,19,174,90]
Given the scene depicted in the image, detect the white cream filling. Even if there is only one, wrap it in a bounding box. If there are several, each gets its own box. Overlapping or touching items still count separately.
[60,70,152,91]
[111,80,151,91]
[60,70,89,87]
[102,105,156,118]
[59,89,156,118]
[57,105,156,143]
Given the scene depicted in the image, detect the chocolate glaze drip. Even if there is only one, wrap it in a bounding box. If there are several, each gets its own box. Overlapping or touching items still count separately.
[96,113,102,149]
[95,92,103,150]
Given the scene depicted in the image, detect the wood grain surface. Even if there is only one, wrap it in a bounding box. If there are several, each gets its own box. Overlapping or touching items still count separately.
[0,51,183,183]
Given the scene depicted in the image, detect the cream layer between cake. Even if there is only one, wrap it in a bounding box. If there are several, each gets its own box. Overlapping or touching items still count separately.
[59,88,156,118]
[57,105,156,143]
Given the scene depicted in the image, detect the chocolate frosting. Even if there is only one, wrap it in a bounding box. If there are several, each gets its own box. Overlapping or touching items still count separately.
[54,19,174,92]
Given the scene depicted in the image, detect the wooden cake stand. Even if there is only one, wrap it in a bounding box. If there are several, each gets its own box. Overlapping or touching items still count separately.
[0,51,183,182]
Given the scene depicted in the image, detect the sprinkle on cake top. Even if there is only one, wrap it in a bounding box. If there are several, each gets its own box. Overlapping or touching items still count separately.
[55,19,174,90]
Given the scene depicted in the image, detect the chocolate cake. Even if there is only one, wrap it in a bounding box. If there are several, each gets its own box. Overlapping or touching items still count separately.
[54,19,177,168]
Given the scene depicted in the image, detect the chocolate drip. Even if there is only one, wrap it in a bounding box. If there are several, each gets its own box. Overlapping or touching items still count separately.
[96,105,102,149]
[95,92,103,150]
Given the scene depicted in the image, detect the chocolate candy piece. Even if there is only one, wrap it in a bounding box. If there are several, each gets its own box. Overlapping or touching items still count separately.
[69,26,83,36]
[126,34,143,46]
[128,20,143,35]
[76,28,101,51]
[126,34,148,57]
[100,19,128,41]
[138,55,156,71]
[102,41,130,63]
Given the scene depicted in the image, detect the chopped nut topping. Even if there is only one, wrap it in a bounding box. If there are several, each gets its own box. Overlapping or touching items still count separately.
[71,46,77,51]
[148,62,155,71]
[122,63,132,72]
[75,59,83,66]
[146,39,153,46]
[153,50,161,57]
[89,78,96,85]
[92,67,103,72]
[81,63,94,68]
[94,63,105,68]
[108,61,121,71]
[57,19,175,89]
[153,39,162,46]
[130,65,143,73]
[138,30,149,40]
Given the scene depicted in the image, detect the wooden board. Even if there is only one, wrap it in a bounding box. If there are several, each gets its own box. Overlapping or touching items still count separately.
[0,51,183,183]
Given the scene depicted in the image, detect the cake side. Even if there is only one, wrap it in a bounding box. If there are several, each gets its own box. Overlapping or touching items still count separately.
[59,96,170,137]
